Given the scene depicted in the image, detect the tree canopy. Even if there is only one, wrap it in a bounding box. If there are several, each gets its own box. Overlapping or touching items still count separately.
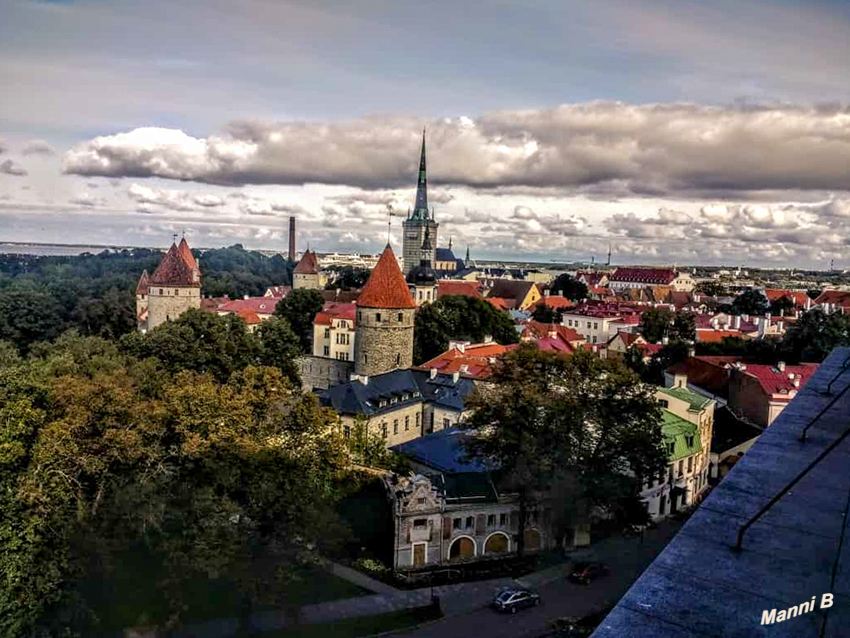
[461,346,667,553]
[413,295,519,364]
[732,289,769,316]
[550,274,589,302]
[274,289,325,354]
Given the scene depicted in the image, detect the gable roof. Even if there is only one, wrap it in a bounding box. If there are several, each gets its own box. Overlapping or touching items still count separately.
[136,270,150,295]
[695,329,747,343]
[217,297,280,315]
[434,247,456,262]
[150,242,200,287]
[522,320,584,343]
[536,295,574,310]
[486,296,515,311]
[814,289,850,308]
[293,249,320,275]
[735,363,819,401]
[610,267,677,285]
[764,288,809,307]
[416,342,517,379]
[391,426,491,473]
[658,385,713,411]
[437,280,483,300]
[357,245,416,309]
[488,279,537,302]
[666,355,739,397]
[313,301,356,325]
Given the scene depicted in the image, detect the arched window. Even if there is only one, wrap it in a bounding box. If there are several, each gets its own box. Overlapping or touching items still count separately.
[396,353,401,366]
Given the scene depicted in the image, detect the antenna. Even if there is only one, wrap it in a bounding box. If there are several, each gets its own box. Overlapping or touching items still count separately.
[387,204,393,246]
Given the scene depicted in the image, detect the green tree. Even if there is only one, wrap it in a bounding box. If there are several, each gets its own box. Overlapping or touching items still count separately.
[324,266,370,291]
[254,316,301,383]
[274,289,325,353]
[531,304,558,323]
[783,308,850,363]
[670,311,696,342]
[732,289,769,316]
[695,281,725,297]
[638,308,674,344]
[413,295,519,364]
[461,346,666,555]
[769,296,795,317]
[622,344,647,377]
[644,340,691,384]
[551,274,589,301]
[0,289,66,352]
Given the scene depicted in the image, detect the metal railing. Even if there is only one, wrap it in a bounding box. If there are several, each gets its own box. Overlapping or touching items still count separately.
[734,354,850,552]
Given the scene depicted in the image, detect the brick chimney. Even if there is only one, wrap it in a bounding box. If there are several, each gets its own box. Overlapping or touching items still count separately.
[288,216,296,261]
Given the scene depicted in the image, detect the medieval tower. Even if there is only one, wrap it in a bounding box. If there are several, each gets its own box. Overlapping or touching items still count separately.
[138,238,201,332]
[293,249,322,290]
[402,130,438,276]
[406,225,437,306]
[354,245,416,376]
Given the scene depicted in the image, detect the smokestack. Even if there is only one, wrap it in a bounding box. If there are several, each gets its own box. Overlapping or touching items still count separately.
[288,216,296,261]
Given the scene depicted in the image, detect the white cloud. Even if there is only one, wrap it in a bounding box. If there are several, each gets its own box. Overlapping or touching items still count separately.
[0,159,27,176]
[21,139,56,156]
[69,192,104,207]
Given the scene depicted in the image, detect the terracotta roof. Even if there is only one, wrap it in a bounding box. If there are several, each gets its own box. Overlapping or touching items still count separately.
[416,342,518,379]
[486,297,516,311]
[236,308,262,325]
[437,280,483,300]
[150,242,200,287]
[536,295,574,310]
[609,331,645,347]
[635,342,663,356]
[577,272,607,286]
[764,288,809,307]
[136,270,150,295]
[178,238,198,272]
[696,329,747,343]
[522,320,584,343]
[313,301,357,325]
[356,245,416,309]
[294,249,320,275]
[736,363,819,401]
[217,297,280,316]
[610,267,677,285]
[667,356,739,397]
[200,296,230,312]
[814,290,850,308]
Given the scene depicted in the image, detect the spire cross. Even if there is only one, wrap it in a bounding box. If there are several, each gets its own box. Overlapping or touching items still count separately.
[172,233,178,244]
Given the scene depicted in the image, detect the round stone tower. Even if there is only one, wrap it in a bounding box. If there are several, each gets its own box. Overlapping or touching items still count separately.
[354,245,416,377]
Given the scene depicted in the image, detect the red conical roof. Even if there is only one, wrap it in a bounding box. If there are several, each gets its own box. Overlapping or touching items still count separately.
[150,243,200,287]
[294,249,320,275]
[357,245,416,309]
[136,269,150,295]
[178,238,198,271]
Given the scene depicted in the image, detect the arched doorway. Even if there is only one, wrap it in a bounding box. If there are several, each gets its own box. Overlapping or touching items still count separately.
[523,529,541,551]
[484,532,509,554]
[449,536,476,561]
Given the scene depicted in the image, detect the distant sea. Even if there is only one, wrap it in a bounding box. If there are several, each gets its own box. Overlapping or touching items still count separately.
[0,242,143,257]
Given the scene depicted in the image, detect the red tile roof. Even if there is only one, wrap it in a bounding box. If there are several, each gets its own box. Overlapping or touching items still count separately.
[200,296,230,312]
[136,270,150,295]
[293,249,320,275]
[417,342,518,379]
[486,297,516,311]
[608,331,645,348]
[737,363,818,400]
[437,280,483,300]
[696,329,747,343]
[522,320,584,343]
[313,301,357,325]
[814,290,850,308]
[357,245,416,309]
[178,238,198,272]
[667,355,740,397]
[765,289,809,307]
[217,297,280,316]
[236,308,262,325]
[150,242,200,287]
[536,295,574,310]
[610,267,677,285]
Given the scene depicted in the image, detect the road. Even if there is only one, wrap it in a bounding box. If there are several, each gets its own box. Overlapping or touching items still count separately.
[396,521,684,638]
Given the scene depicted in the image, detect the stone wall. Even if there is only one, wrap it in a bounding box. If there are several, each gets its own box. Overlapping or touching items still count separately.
[298,355,354,391]
[354,307,415,376]
[293,272,322,290]
[146,286,200,330]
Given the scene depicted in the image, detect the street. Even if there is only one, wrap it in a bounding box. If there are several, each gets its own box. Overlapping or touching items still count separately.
[397,520,684,638]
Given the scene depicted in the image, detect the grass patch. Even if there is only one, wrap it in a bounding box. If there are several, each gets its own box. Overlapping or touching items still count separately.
[255,604,442,638]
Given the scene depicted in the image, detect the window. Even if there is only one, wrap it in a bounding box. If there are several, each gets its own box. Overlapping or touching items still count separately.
[413,519,427,529]
[364,354,368,364]
[381,423,387,438]
[678,460,684,477]
[667,442,675,454]
[417,497,425,505]
[405,416,410,431]
[336,351,349,361]
[390,396,398,404]
[396,353,401,366]
[465,516,474,529]
[323,346,330,356]
[358,312,362,321]
[398,313,403,322]
[416,412,420,428]
[343,425,351,439]
[686,435,694,447]
[453,518,462,530]
[324,328,331,339]
[443,418,451,429]
[659,399,669,408]
[376,313,382,322]
[487,514,496,526]
[393,420,399,435]
[687,456,693,473]
[499,513,507,526]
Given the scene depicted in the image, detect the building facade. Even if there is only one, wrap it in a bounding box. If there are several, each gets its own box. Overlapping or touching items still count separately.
[293,249,323,290]
[312,301,357,361]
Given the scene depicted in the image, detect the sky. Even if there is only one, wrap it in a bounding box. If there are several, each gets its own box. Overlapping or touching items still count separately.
[1,0,850,268]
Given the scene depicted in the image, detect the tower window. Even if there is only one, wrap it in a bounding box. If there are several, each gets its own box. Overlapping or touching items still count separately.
[398,313,403,322]
[376,313,382,322]
[364,354,368,364]
[396,354,401,366]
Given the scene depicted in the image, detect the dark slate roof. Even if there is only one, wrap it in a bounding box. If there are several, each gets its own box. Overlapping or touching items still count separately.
[410,369,476,411]
[435,247,456,262]
[710,405,763,455]
[320,369,422,417]
[391,426,492,473]
[593,347,850,637]
[442,472,499,502]
[452,267,478,279]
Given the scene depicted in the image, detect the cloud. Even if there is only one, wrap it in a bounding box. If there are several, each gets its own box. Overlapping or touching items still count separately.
[0,139,6,155]
[69,192,104,207]
[21,139,56,156]
[127,182,224,212]
[62,103,850,197]
[0,159,28,176]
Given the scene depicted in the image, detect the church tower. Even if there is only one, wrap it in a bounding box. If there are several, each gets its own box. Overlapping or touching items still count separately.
[402,130,438,275]
[354,245,416,376]
[144,238,201,331]
[406,225,438,306]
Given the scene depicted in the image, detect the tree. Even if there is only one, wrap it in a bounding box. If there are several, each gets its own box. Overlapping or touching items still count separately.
[732,289,769,316]
[531,304,558,323]
[254,316,302,383]
[0,289,66,352]
[551,274,589,302]
[769,296,795,317]
[460,346,667,555]
[120,309,258,382]
[274,289,325,353]
[783,308,850,363]
[670,311,696,342]
[622,345,647,377]
[639,308,674,344]
[324,266,370,291]
[413,295,519,364]
[643,340,691,384]
[695,281,725,297]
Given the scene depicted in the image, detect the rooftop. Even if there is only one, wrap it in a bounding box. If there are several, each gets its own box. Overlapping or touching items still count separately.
[658,385,713,412]
[357,245,416,309]
[293,249,320,275]
[593,347,850,637]
[391,426,492,473]
[661,410,702,461]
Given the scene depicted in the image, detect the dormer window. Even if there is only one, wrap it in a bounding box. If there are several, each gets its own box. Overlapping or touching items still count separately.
[686,435,695,447]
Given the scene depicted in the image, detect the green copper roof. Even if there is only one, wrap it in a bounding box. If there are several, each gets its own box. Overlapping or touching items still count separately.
[661,409,702,461]
[410,130,429,221]
[658,386,712,412]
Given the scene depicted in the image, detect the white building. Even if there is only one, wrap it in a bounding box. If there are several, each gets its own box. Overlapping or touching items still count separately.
[312,302,357,361]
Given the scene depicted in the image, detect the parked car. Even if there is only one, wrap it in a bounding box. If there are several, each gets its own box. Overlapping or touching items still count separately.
[568,562,609,585]
[491,587,541,613]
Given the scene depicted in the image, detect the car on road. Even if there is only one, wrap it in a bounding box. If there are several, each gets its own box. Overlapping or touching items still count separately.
[568,562,609,585]
[491,587,541,613]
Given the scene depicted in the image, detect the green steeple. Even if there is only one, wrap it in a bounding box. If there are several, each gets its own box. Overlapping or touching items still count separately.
[410,129,429,221]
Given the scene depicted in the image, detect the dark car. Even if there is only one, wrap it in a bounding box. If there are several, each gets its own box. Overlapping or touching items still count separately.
[568,562,609,585]
[492,587,541,613]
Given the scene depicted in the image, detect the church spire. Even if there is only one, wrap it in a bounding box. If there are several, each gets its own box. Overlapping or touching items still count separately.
[465,244,470,263]
[412,128,429,221]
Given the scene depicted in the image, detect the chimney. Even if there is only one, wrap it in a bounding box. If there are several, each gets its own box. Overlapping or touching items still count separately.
[244,294,249,300]
[793,378,800,388]
[777,361,786,372]
[484,334,493,343]
[544,289,550,297]
[288,216,296,261]
[452,371,460,383]
[734,315,741,329]
[662,336,669,345]
[430,367,438,379]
